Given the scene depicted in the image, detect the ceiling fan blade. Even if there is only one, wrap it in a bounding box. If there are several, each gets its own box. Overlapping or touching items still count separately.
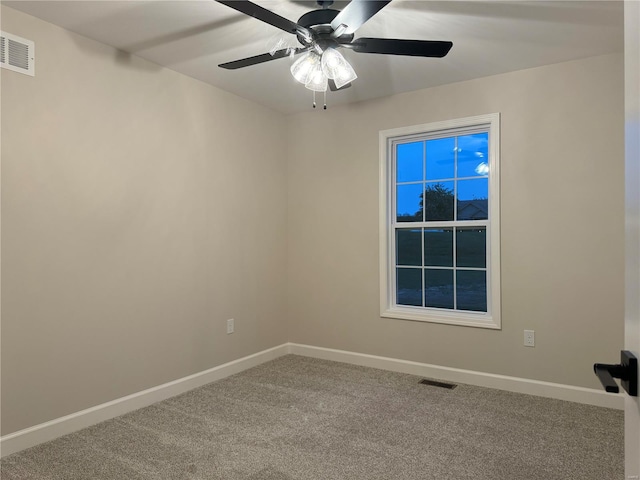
[219,48,307,70]
[351,38,453,57]
[330,0,391,35]
[328,79,352,91]
[215,0,313,40]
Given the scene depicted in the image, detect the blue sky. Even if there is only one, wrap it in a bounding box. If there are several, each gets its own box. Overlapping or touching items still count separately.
[396,133,489,218]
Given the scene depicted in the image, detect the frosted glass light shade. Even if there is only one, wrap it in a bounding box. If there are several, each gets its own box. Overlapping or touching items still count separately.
[304,63,328,92]
[290,52,320,85]
[321,48,357,89]
[321,48,343,75]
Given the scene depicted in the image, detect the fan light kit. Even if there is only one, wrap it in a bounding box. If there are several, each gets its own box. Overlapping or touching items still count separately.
[216,0,453,109]
[290,49,357,107]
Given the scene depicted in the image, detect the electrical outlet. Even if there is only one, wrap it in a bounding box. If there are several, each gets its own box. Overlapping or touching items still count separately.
[524,330,535,347]
[227,318,234,335]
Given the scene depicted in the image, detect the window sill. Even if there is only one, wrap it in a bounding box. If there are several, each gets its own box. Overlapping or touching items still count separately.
[381,306,501,329]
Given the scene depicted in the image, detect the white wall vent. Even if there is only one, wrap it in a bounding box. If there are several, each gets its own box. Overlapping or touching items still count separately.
[0,31,35,76]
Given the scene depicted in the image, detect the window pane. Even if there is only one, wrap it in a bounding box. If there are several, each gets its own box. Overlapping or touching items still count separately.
[424,181,454,221]
[426,137,455,181]
[397,142,423,183]
[457,178,488,220]
[397,268,422,306]
[457,133,489,178]
[456,228,486,268]
[424,229,453,267]
[456,270,487,312]
[396,229,422,266]
[396,183,423,222]
[425,269,454,309]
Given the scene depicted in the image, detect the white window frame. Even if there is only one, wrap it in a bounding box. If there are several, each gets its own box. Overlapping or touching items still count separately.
[379,113,501,329]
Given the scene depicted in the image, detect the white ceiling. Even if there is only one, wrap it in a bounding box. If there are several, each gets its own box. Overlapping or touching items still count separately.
[4,0,624,114]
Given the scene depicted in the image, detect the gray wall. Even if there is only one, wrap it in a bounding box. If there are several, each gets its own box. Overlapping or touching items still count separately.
[1,6,626,437]
[286,53,625,390]
[1,6,288,435]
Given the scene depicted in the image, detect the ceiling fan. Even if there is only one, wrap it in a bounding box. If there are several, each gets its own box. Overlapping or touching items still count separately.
[215,0,452,105]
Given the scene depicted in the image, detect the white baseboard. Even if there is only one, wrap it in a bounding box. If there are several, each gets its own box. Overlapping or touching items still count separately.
[288,343,625,410]
[0,344,289,458]
[2,342,623,458]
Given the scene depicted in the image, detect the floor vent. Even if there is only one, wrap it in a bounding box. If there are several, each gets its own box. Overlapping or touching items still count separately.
[1,31,35,76]
[419,379,457,389]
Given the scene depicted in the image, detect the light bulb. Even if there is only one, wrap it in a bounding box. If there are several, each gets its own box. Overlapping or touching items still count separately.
[321,48,357,88]
[322,48,341,69]
[305,63,328,92]
[291,52,320,85]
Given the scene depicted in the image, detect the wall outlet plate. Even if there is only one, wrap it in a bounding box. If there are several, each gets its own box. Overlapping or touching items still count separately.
[226,318,234,335]
[524,330,535,347]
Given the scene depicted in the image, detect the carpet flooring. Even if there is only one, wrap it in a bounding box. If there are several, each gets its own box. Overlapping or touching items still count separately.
[1,355,624,479]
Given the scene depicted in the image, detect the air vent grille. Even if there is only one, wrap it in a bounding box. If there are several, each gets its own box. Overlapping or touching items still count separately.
[419,379,457,389]
[1,31,35,76]
[8,38,30,69]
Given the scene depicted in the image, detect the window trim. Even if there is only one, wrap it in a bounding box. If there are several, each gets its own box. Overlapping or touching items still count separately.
[379,113,501,329]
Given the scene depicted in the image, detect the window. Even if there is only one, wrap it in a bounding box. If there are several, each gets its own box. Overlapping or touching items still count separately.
[379,114,500,329]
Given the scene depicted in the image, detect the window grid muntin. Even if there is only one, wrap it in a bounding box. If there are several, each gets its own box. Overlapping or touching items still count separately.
[454,136,458,222]
[397,174,485,184]
[420,219,426,306]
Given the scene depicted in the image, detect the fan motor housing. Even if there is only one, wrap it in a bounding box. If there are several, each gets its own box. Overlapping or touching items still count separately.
[297,9,354,45]
[297,8,339,28]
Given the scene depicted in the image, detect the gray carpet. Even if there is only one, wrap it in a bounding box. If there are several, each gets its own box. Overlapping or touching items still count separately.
[1,355,624,479]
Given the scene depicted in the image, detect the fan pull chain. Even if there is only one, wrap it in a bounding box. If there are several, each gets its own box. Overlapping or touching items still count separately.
[310,91,329,110]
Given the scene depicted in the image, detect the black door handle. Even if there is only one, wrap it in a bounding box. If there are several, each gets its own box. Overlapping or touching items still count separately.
[593,350,638,397]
